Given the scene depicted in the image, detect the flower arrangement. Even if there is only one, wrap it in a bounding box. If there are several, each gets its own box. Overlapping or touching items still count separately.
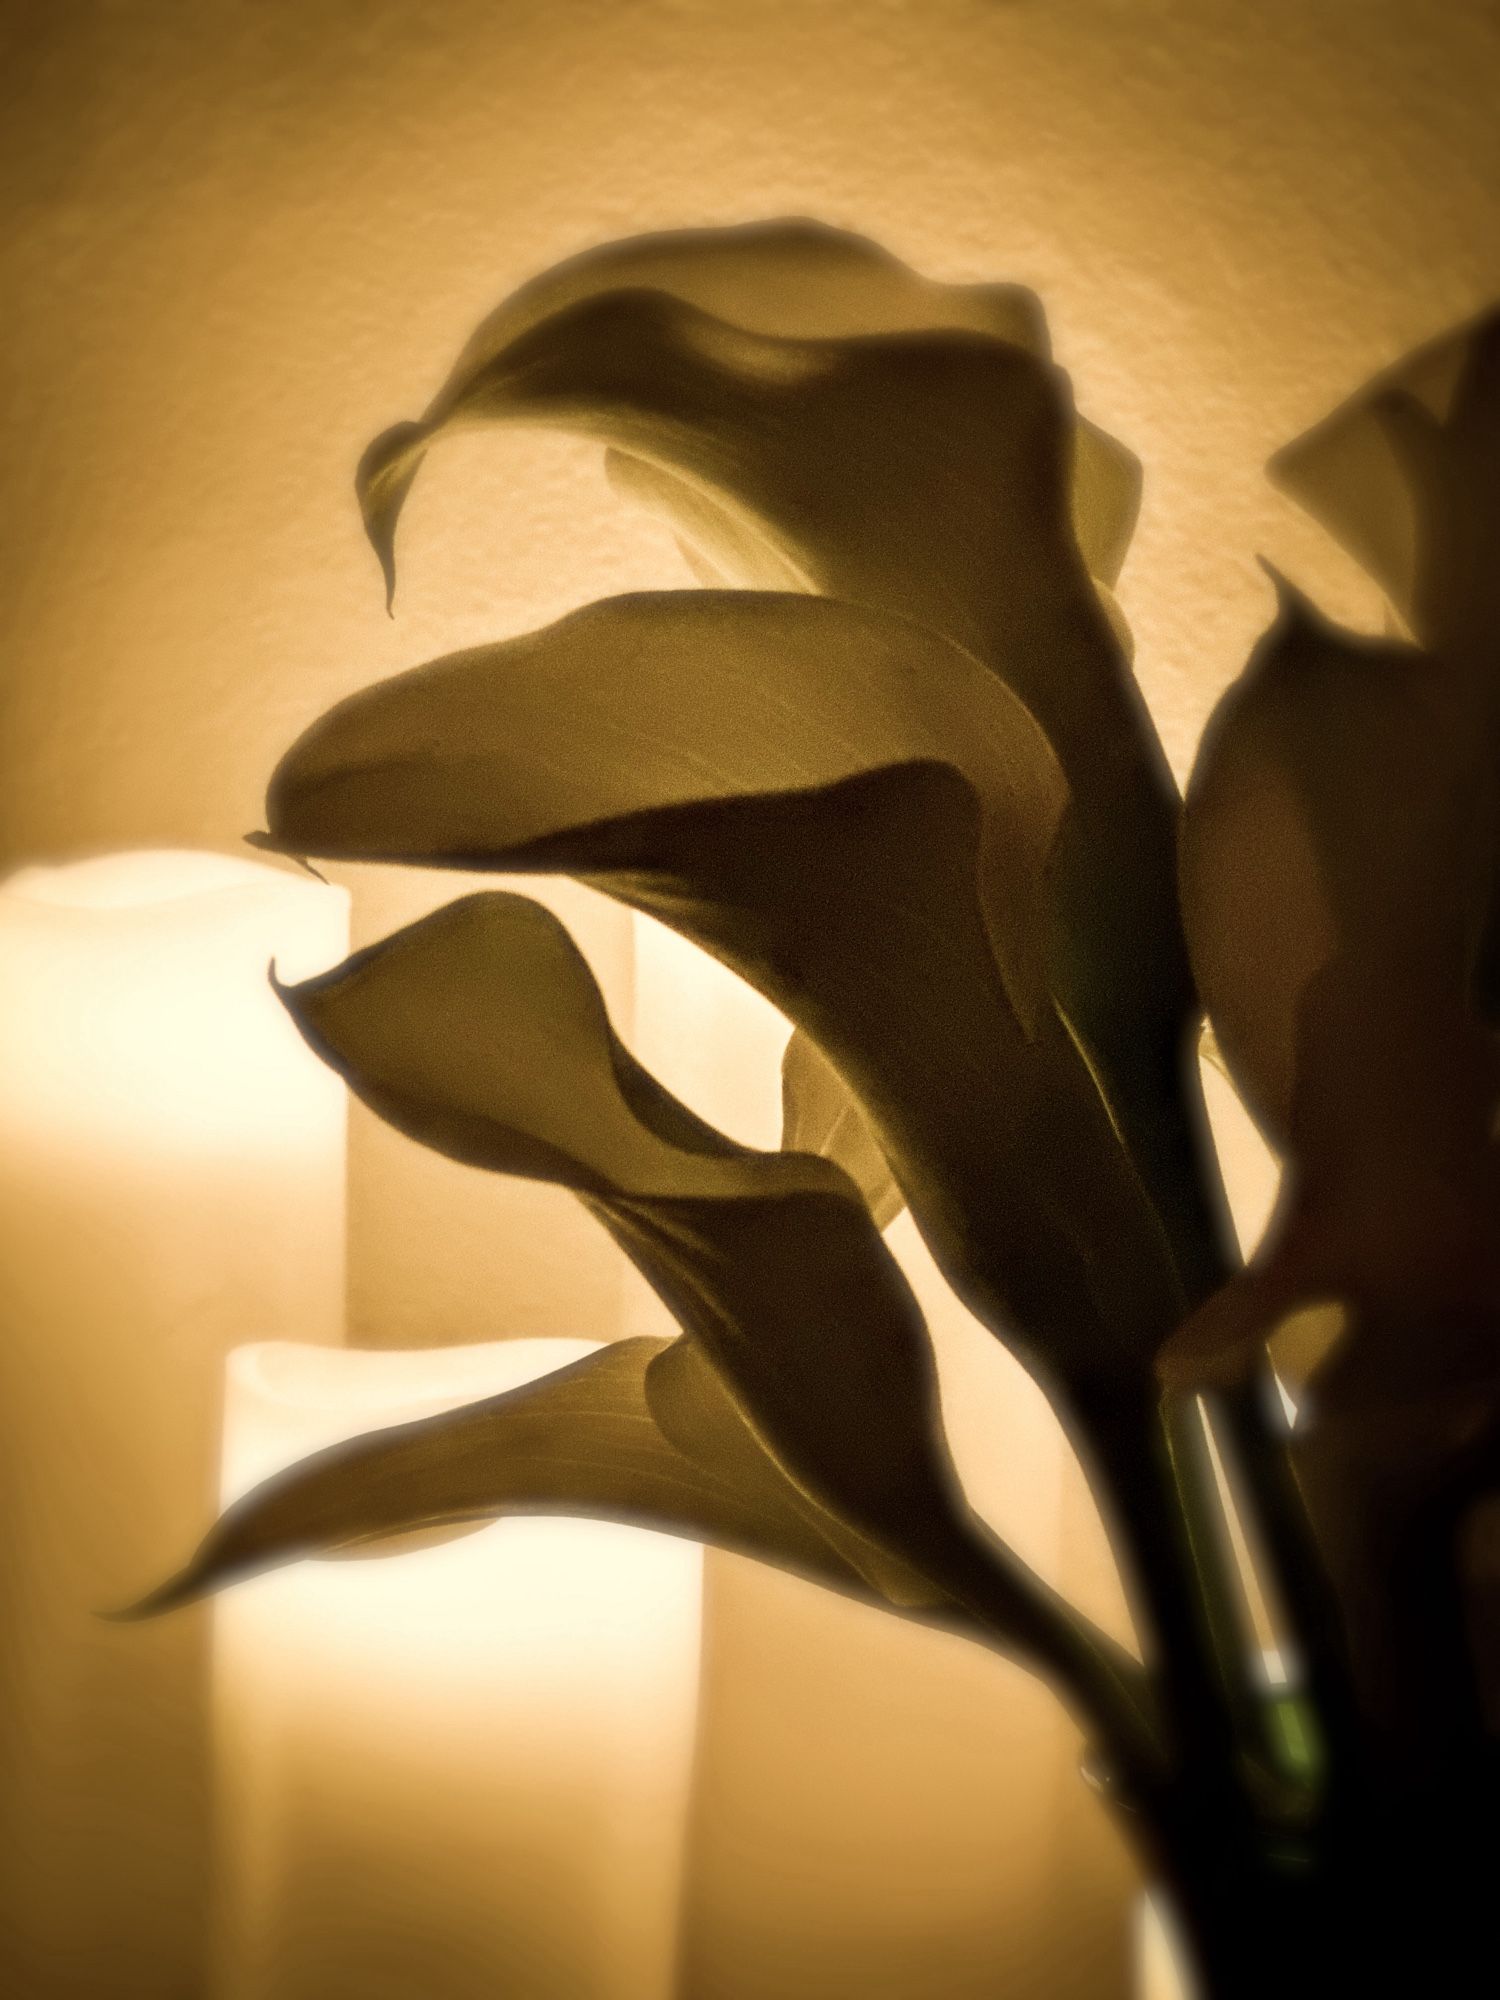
[137,222,1500,1995]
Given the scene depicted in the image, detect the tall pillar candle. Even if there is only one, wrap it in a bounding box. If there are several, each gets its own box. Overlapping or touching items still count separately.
[627,917,1135,1994]
[212,1337,704,2000]
[0,850,349,1998]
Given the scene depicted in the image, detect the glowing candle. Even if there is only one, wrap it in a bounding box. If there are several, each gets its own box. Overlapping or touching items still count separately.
[628,921,1134,1990]
[213,1337,703,2000]
[0,850,349,1999]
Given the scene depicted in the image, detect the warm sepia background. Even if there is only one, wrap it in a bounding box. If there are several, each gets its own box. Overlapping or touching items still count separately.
[3,2,1498,1996]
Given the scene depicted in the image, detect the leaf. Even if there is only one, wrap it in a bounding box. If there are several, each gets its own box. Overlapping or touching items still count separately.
[1166,579,1500,1397]
[359,216,1139,596]
[780,1029,903,1229]
[353,268,1221,1303]
[258,591,1185,1386]
[125,1336,932,1619]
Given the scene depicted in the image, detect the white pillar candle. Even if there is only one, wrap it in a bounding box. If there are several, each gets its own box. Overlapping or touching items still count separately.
[212,1337,704,2000]
[627,919,1134,1993]
[0,849,349,1998]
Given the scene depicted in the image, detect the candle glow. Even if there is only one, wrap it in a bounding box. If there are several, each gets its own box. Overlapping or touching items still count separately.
[0,849,349,1998]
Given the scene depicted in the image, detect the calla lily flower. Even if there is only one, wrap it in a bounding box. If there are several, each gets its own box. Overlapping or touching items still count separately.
[1168,315,1500,1425]
[344,219,1229,1313]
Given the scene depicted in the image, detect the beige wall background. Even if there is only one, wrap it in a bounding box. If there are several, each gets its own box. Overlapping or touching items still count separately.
[4,2,1498,1995]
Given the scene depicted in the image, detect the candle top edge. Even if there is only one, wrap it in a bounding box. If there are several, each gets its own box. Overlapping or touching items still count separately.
[225,1337,606,1420]
[1,849,348,913]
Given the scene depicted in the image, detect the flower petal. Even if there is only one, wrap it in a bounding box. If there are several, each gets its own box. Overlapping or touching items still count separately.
[260,592,1186,1384]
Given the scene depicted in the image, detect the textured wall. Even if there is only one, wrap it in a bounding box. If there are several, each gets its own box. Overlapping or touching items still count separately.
[7,0,1499,865]
[4,2,1498,1995]
[8,0,1498,1327]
